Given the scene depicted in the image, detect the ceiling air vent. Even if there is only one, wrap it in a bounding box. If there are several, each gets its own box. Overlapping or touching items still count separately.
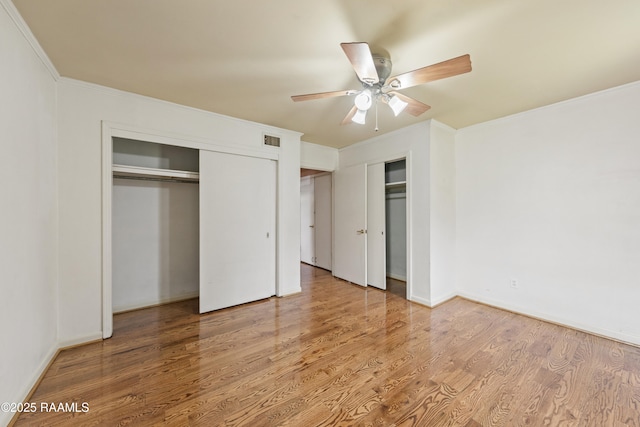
[263,134,280,147]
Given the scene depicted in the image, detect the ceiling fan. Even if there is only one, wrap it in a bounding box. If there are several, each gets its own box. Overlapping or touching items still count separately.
[292,42,471,130]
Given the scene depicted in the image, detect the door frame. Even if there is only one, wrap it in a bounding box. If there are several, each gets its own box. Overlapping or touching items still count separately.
[101,121,280,338]
[299,171,333,270]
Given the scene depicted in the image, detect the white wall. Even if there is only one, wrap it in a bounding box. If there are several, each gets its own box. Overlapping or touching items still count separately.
[57,78,302,344]
[339,122,433,304]
[429,122,457,304]
[112,179,199,312]
[456,81,640,345]
[277,137,302,297]
[385,192,407,280]
[301,140,338,171]
[0,1,58,425]
[112,137,200,171]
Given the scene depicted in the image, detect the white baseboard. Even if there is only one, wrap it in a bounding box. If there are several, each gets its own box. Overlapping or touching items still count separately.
[278,287,302,297]
[409,289,640,346]
[458,291,640,347]
[387,273,407,281]
[410,295,432,307]
[430,291,457,308]
[113,291,199,314]
[3,341,59,427]
[57,332,104,349]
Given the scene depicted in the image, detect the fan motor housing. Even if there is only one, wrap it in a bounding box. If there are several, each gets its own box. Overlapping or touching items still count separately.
[372,54,392,83]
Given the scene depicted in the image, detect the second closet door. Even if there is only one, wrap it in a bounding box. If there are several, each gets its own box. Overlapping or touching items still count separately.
[200,151,276,313]
[367,163,386,289]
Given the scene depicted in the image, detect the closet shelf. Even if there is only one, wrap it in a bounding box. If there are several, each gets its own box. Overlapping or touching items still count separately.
[112,164,200,181]
[385,180,407,189]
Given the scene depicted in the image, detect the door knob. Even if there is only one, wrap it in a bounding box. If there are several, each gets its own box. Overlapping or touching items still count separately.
[356,229,366,235]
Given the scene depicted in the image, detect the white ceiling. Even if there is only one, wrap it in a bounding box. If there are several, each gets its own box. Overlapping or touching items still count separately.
[12,0,640,148]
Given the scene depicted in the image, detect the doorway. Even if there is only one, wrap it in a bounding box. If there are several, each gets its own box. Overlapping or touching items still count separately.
[367,159,408,299]
[334,156,411,298]
[300,169,332,271]
[102,123,280,338]
[112,137,200,313]
[384,159,407,299]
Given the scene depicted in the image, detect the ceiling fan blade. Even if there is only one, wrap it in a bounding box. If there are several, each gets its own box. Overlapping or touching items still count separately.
[340,42,380,85]
[386,54,471,89]
[291,89,357,102]
[388,91,431,116]
[340,105,358,125]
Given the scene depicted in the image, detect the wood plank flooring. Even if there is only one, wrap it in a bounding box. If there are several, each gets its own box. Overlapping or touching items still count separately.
[386,277,407,299]
[14,264,640,426]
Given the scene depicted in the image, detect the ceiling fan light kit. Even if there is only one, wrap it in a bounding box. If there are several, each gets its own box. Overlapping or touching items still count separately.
[352,108,367,125]
[291,42,472,131]
[387,94,408,116]
[354,89,373,111]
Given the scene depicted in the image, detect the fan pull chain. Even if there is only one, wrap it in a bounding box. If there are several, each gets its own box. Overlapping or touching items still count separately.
[374,101,379,132]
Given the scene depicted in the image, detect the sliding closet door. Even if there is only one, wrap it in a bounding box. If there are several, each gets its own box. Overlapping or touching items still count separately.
[199,151,276,313]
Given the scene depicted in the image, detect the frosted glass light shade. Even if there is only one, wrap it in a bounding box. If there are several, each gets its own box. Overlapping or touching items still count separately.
[352,109,367,124]
[388,95,408,116]
[354,90,373,111]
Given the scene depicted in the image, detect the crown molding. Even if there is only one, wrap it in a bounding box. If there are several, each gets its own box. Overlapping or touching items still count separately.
[1,0,60,80]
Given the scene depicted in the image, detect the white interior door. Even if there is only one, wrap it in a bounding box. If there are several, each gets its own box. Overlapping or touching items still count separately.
[314,174,332,270]
[367,163,386,289]
[333,164,367,286]
[300,176,315,265]
[199,151,276,313]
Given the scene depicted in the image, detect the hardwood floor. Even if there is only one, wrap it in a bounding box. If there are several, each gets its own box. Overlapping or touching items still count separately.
[14,265,640,426]
[386,277,407,299]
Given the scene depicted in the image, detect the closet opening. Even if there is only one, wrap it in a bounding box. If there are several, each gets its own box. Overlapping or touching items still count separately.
[112,137,200,314]
[384,159,407,299]
[300,168,332,272]
[103,124,279,338]
[367,158,408,299]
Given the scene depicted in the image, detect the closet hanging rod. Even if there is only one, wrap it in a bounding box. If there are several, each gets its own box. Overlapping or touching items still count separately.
[113,174,199,184]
